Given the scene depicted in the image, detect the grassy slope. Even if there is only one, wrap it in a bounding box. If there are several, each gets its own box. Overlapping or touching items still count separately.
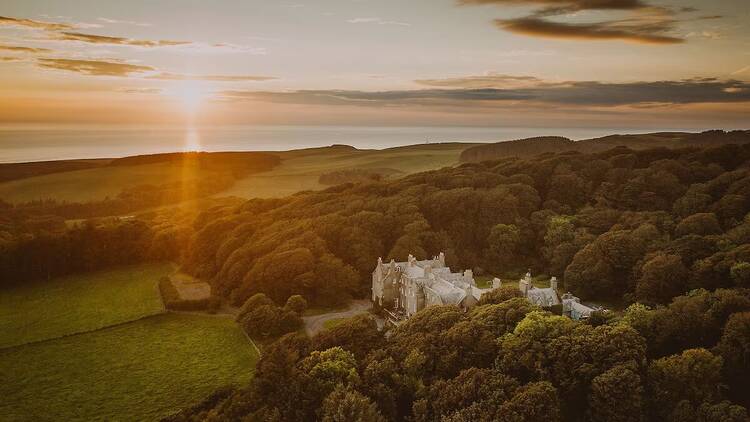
[0,313,258,422]
[222,143,476,199]
[0,263,172,348]
[0,162,219,203]
[0,143,475,203]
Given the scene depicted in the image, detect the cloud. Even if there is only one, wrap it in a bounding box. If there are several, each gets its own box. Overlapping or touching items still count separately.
[147,72,277,82]
[0,44,53,53]
[459,0,648,15]
[457,0,705,44]
[416,73,547,89]
[117,87,163,94]
[36,58,155,76]
[498,17,683,44]
[0,15,74,31]
[220,78,750,108]
[732,66,750,76]
[97,17,151,27]
[347,17,411,26]
[49,31,191,47]
[0,56,23,62]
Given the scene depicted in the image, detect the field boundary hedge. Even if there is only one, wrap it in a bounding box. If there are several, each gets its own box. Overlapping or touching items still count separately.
[0,311,167,351]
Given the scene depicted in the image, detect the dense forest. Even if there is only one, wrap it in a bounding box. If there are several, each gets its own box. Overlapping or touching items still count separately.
[3,141,750,421]
[183,142,750,308]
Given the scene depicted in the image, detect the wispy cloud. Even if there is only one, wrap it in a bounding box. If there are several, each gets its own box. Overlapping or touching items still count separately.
[346,17,411,26]
[220,77,750,107]
[497,17,683,44]
[49,31,191,47]
[416,73,547,89]
[457,0,712,44]
[97,17,151,27]
[36,58,155,77]
[0,44,53,53]
[0,15,74,31]
[116,87,163,94]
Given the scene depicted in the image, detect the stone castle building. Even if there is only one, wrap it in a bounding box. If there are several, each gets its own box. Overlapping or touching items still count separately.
[518,271,560,307]
[371,253,495,320]
[372,253,600,322]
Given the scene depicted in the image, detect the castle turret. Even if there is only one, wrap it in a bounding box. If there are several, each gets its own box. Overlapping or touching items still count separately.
[492,278,502,289]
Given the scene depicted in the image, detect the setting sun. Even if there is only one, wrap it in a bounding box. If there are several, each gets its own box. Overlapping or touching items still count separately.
[166,81,212,115]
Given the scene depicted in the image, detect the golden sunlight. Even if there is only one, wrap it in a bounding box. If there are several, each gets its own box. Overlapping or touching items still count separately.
[166,81,212,115]
[184,126,201,152]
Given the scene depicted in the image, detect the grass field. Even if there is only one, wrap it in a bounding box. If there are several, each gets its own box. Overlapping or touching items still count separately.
[0,161,220,203]
[0,313,258,421]
[219,143,477,199]
[0,263,172,348]
[0,143,476,203]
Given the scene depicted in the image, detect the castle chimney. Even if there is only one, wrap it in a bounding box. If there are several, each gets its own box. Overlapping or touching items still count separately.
[492,278,502,289]
[550,276,558,292]
[438,252,446,266]
[463,269,474,283]
[424,265,432,278]
[408,254,415,267]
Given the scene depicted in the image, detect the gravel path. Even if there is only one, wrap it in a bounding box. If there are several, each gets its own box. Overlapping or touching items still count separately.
[302,300,372,336]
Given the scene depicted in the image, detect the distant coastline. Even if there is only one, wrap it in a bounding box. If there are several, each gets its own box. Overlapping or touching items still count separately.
[0,125,702,164]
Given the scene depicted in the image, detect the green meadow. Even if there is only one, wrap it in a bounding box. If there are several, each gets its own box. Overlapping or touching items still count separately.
[0,143,476,204]
[0,263,172,349]
[0,161,219,203]
[0,313,258,422]
[222,143,476,199]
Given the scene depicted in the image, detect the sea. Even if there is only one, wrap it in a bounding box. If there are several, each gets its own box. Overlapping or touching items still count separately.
[0,125,679,163]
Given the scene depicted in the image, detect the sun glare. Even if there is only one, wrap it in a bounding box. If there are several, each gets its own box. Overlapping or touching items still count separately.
[167,81,211,115]
[184,126,201,152]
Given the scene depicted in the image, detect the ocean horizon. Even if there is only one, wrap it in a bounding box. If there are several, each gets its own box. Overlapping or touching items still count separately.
[0,125,694,164]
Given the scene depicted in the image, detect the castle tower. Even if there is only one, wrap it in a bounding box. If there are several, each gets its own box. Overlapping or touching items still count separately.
[492,278,502,289]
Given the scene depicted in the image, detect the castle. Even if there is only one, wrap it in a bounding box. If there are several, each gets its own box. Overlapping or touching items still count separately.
[371,253,497,320]
[372,253,599,322]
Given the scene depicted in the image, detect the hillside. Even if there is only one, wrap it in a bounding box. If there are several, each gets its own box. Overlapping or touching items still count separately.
[460,130,750,162]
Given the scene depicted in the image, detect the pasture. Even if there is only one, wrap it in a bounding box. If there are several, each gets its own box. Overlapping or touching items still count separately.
[0,143,476,204]
[0,161,220,203]
[0,313,258,421]
[217,143,478,199]
[0,263,172,348]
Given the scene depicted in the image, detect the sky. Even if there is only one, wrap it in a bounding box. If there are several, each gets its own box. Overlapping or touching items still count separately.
[0,0,748,130]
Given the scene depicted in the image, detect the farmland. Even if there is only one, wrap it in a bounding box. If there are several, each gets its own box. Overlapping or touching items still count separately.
[0,313,258,421]
[0,263,172,348]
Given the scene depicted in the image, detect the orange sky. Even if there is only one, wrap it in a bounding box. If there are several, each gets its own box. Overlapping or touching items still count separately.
[0,0,748,129]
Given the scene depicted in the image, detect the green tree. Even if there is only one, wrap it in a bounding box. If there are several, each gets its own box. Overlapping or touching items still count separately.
[730,262,750,288]
[321,386,386,422]
[284,294,308,315]
[636,253,689,304]
[588,363,645,422]
[675,213,722,237]
[486,223,521,271]
[477,285,523,306]
[647,348,723,420]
